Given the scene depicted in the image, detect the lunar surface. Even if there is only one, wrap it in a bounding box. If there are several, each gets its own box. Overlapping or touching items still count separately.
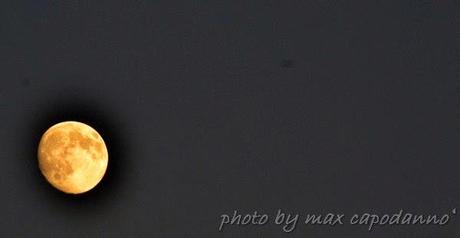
[38,121,108,194]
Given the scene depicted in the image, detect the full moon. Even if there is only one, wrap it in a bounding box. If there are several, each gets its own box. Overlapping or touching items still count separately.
[38,121,109,194]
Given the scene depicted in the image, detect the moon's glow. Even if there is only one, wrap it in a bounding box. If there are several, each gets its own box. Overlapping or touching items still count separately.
[38,121,108,194]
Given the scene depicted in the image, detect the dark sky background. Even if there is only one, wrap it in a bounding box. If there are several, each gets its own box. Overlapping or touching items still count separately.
[1,0,460,237]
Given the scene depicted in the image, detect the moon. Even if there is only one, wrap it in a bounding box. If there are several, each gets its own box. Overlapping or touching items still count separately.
[37,121,109,194]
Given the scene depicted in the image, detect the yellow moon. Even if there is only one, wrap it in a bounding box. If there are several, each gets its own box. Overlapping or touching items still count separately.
[37,121,108,194]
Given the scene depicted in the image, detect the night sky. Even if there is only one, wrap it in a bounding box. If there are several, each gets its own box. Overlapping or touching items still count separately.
[1,1,460,237]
